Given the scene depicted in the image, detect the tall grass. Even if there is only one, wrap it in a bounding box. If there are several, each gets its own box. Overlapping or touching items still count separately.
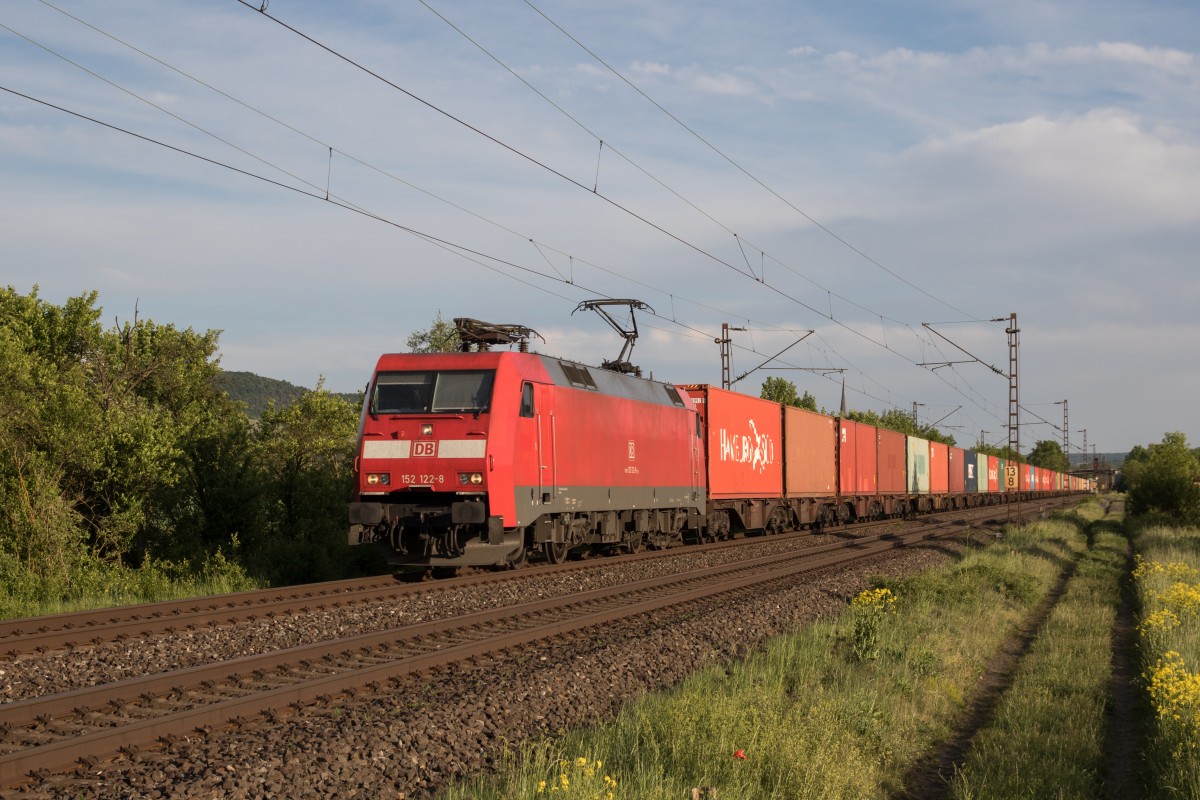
[442,513,1088,800]
[1134,519,1200,798]
[948,501,1124,799]
[0,546,259,620]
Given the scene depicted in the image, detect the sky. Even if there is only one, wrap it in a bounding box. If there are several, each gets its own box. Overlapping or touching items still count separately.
[2,0,1198,458]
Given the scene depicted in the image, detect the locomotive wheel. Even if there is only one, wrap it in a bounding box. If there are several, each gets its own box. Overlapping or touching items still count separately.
[503,543,527,569]
[545,541,570,564]
[431,566,459,579]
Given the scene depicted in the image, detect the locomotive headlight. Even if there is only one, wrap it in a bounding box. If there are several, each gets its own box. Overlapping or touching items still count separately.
[366,473,390,486]
[421,424,434,436]
[459,472,484,485]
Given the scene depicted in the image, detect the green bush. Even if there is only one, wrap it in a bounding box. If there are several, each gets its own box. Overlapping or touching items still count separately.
[1126,433,1200,523]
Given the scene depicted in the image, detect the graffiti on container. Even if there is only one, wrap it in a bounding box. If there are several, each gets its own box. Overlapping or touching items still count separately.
[718,420,775,473]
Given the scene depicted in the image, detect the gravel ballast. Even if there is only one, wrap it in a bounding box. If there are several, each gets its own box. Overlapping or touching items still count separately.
[3,532,976,799]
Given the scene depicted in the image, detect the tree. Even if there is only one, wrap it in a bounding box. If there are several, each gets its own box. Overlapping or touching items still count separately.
[1028,439,1068,473]
[406,311,461,353]
[251,382,359,583]
[760,377,817,411]
[1125,432,1200,521]
[0,286,233,568]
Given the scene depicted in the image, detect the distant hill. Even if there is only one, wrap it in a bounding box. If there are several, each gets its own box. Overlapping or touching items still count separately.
[215,371,359,419]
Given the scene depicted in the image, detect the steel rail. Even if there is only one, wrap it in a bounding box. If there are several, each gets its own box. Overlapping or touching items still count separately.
[0,498,1070,786]
[0,494,1069,658]
[0,575,400,654]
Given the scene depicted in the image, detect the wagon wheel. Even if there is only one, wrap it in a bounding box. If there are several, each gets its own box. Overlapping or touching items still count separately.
[545,541,570,564]
[431,566,459,579]
[624,531,644,555]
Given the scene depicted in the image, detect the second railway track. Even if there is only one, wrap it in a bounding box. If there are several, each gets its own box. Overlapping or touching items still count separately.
[0,501,1070,786]
[0,498,1043,660]
[0,497,1072,788]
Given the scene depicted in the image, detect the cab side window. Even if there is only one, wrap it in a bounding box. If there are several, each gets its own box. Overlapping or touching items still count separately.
[520,382,535,418]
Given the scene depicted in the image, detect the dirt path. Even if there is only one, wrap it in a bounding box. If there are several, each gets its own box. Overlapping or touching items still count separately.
[1102,501,1144,800]
[894,553,1081,799]
[899,498,1143,800]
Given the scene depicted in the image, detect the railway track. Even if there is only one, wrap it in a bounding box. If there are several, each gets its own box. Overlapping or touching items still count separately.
[0,496,1052,660]
[0,496,1071,787]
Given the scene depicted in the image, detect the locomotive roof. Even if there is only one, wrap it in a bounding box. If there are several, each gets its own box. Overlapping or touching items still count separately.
[536,354,688,410]
[372,350,689,410]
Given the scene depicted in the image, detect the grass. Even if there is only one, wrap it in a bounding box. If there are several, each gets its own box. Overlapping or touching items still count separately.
[440,505,1091,800]
[1133,518,1200,798]
[0,547,260,620]
[947,500,1126,799]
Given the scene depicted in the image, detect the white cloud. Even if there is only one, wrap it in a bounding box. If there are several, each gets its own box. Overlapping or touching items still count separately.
[574,63,607,78]
[913,109,1200,229]
[827,41,1196,78]
[630,60,671,76]
[688,70,757,97]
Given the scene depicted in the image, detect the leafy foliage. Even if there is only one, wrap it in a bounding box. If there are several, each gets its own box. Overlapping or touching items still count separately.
[759,377,817,411]
[0,286,383,616]
[1028,439,1068,473]
[1125,432,1200,522]
[406,310,461,353]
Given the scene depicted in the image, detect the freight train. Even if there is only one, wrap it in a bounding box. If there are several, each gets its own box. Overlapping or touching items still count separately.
[348,329,1090,570]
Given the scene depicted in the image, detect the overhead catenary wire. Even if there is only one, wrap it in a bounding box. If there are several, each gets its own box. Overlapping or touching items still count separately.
[14,5,1011,428]
[520,0,985,323]
[0,80,932,417]
[22,1,866,366]
[230,0,764,285]
[3,11,800,370]
[236,0,1007,428]
[415,0,924,330]
[225,1,994,388]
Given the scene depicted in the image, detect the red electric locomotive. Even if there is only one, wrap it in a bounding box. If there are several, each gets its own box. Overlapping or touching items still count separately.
[349,315,1089,570]
[348,322,705,570]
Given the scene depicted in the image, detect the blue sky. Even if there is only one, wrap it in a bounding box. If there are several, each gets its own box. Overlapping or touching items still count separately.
[3,0,1198,456]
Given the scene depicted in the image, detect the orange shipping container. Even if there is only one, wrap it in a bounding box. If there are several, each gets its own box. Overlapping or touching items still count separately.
[949,447,966,493]
[784,406,836,496]
[877,428,907,494]
[929,441,950,494]
[682,385,783,501]
[838,418,878,496]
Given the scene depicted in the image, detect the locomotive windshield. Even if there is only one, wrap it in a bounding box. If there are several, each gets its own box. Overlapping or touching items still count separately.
[372,370,495,414]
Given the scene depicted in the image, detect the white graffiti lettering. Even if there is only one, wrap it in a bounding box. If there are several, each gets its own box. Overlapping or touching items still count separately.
[718,419,775,473]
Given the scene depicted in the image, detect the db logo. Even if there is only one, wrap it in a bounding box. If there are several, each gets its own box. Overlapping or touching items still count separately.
[413,441,437,457]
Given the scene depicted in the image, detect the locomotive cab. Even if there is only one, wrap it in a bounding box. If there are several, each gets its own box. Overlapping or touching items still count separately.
[349,353,528,568]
